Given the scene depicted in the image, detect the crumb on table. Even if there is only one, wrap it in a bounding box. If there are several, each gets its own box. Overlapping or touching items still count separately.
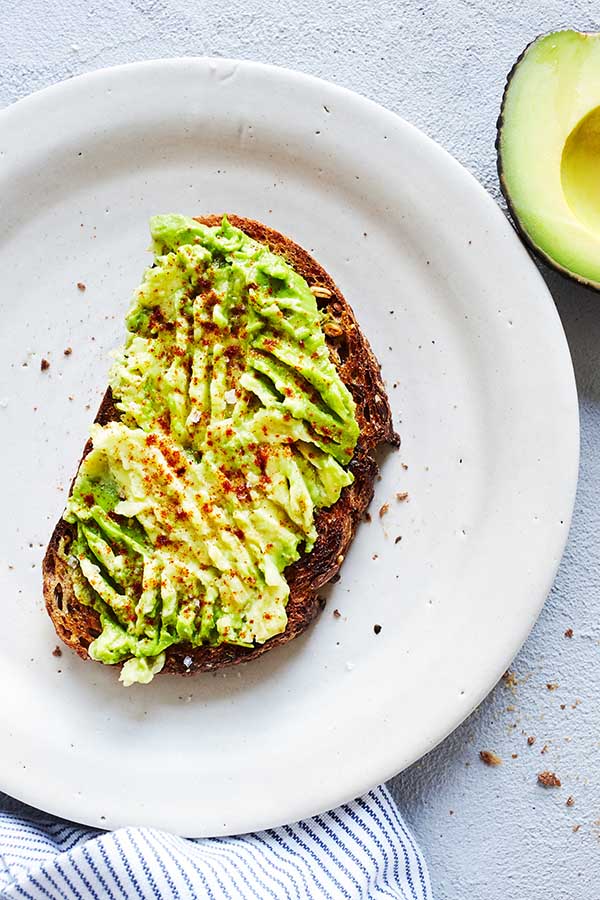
[479,750,502,766]
[40,358,50,371]
[538,771,561,787]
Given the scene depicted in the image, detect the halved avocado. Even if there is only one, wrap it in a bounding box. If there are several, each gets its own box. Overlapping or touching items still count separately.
[497,30,600,290]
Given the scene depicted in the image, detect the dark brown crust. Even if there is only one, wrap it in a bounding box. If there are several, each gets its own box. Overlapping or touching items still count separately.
[496,30,600,294]
[43,215,400,675]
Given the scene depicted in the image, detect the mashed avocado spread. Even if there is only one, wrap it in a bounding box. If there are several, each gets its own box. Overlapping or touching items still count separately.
[63,215,359,685]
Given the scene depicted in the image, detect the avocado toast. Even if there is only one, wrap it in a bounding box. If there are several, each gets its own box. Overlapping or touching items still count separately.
[43,214,399,685]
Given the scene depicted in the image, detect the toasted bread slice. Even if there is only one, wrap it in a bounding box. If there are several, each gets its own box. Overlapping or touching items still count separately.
[43,216,399,675]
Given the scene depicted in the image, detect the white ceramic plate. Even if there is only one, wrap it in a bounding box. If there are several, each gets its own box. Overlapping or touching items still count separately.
[0,59,578,836]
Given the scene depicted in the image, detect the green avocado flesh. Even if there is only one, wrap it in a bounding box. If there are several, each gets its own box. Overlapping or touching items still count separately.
[499,30,600,287]
[63,215,359,686]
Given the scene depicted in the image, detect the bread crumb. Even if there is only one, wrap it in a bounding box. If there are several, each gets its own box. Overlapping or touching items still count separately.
[546,682,559,691]
[560,704,566,710]
[64,347,72,356]
[401,463,408,470]
[511,753,518,759]
[372,553,378,560]
[373,624,382,635]
[564,628,573,638]
[479,750,502,766]
[538,771,561,787]
[52,646,62,658]
[527,736,536,746]
[541,744,549,754]
[394,535,402,544]
[379,503,389,518]
[566,796,575,807]
[40,358,50,371]
[502,670,518,691]
[333,609,341,619]
[364,511,372,523]
[396,491,409,502]
[77,282,86,291]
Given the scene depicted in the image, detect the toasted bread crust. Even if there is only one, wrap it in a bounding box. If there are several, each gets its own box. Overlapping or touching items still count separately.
[42,216,399,675]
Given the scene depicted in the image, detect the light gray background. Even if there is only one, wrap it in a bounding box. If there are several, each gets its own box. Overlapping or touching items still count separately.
[2,2,599,898]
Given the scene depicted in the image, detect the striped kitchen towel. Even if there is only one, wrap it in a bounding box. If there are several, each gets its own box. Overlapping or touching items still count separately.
[0,785,431,899]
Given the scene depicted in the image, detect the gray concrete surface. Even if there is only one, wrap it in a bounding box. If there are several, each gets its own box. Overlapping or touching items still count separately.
[2,2,599,897]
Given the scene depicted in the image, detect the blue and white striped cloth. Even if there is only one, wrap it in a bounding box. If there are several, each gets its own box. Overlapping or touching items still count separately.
[0,786,430,899]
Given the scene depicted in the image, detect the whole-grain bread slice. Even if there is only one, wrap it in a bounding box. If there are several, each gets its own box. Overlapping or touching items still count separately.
[43,215,399,675]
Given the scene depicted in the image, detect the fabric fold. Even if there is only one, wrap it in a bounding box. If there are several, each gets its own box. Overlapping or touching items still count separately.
[0,786,430,900]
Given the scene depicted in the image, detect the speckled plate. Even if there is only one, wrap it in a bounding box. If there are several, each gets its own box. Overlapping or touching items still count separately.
[0,58,579,836]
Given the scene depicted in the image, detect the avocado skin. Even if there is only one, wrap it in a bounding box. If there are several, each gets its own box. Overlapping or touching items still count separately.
[496,30,600,294]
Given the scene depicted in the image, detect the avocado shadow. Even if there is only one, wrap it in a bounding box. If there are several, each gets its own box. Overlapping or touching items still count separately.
[542,263,600,404]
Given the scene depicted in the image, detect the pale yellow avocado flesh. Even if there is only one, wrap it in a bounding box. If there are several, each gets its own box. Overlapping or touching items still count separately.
[499,30,600,286]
